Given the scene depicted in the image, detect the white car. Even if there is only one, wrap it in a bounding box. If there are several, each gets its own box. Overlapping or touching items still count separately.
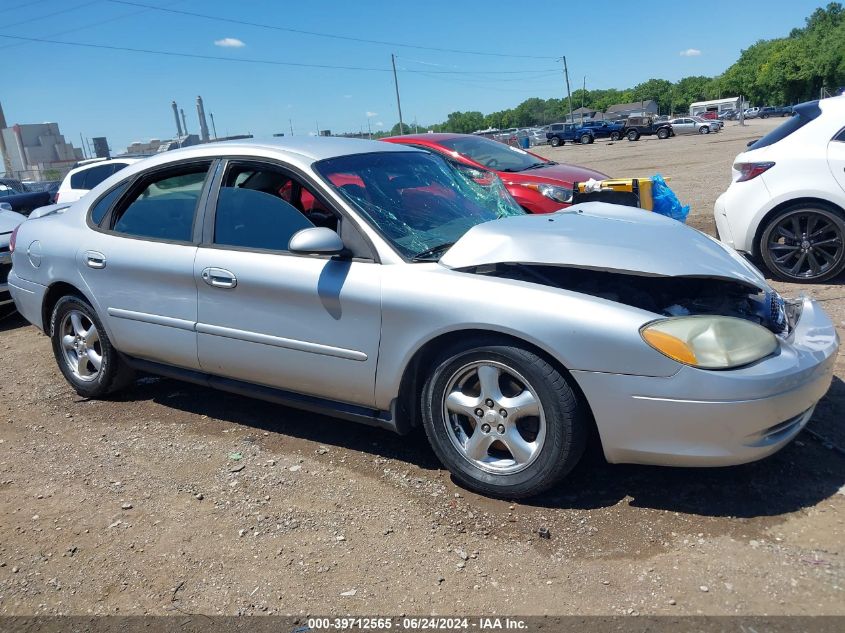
[744,107,761,119]
[714,97,845,282]
[56,158,142,204]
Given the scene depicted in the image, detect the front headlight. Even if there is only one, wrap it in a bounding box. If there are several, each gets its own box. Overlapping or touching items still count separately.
[522,183,573,203]
[640,316,778,369]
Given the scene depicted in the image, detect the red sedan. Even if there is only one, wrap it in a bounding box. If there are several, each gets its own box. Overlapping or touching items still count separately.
[381,133,609,213]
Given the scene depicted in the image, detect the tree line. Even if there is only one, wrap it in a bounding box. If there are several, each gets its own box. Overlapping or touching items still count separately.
[384,3,844,136]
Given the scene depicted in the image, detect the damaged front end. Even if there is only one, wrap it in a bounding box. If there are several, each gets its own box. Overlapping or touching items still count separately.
[470,263,798,336]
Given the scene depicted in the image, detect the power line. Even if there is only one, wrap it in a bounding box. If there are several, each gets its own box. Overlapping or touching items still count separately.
[0,0,181,50]
[0,0,53,13]
[0,0,185,51]
[0,0,100,30]
[0,32,557,75]
[107,0,557,60]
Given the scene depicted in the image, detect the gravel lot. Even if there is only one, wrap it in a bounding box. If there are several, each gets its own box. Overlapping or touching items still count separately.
[1,118,843,617]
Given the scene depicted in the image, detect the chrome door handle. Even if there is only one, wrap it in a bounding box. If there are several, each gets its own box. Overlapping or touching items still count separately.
[84,251,106,269]
[201,267,237,289]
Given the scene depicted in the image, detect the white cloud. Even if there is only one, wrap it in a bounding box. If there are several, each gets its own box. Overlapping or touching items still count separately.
[214,37,245,48]
[366,111,377,117]
[376,121,384,127]
[680,48,701,57]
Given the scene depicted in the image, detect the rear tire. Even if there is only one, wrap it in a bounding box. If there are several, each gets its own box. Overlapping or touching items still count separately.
[609,131,620,141]
[626,130,639,141]
[656,128,670,139]
[699,126,710,134]
[50,295,134,398]
[580,134,591,145]
[421,340,587,499]
[550,136,561,147]
[759,203,845,283]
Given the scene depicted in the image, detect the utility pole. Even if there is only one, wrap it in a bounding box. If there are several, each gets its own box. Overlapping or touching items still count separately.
[79,133,87,159]
[581,75,586,122]
[561,56,573,124]
[209,112,218,139]
[367,117,372,140]
[391,53,405,135]
[289,119,293,136]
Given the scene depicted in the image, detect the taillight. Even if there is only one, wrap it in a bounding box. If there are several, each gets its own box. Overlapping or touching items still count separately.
[9,225,19,253]
[735,161,775,182]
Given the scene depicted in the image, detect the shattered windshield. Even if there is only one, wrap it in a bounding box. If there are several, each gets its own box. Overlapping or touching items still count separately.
[315,151,525,260]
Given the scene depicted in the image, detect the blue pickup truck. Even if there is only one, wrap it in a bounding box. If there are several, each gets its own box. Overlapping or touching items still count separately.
[545,123,596,146]
[0,178,53,215]
[581,120,625,140]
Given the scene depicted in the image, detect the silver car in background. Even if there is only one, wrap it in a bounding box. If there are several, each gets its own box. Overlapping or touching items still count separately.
[670,117,718,134]
[0,204,26,308]
[7,138,839,498]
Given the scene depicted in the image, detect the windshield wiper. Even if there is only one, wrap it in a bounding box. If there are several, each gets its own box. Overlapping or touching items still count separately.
[520,162,549,171]
[411,241,457,261]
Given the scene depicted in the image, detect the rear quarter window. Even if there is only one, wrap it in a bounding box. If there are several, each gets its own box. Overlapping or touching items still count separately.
[749,101,821,151]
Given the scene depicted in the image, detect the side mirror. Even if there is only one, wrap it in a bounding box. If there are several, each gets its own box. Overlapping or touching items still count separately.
[288,226,346,255]
[0,202,13,212]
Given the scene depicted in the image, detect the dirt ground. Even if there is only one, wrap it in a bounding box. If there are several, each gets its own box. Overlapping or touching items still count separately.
[1,118,843,617]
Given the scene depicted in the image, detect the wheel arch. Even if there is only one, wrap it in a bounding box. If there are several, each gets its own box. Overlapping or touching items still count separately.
[41,281,97,336]
[751,196,845,259]
[393,329,598,442]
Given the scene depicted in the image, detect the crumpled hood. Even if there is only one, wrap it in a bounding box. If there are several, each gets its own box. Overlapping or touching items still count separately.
[0,209,26,235]
[440,202,769,290]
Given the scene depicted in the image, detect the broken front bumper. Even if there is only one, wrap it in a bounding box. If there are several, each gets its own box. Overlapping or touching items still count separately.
[572,297,839,467]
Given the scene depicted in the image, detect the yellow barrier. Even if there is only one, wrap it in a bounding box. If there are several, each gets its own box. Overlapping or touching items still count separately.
[575,177,670,211]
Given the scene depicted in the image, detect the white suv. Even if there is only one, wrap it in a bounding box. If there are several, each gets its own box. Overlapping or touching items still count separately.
[714,97,845,282]
[56,158,142,204]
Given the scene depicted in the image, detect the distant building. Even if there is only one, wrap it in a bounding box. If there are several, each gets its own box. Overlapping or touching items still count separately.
[92,137,110,159]
[125,134,201,154]
[604,100,659,120]
[0,121,83,180]
[689,97,747,116]
[567,107,603,123]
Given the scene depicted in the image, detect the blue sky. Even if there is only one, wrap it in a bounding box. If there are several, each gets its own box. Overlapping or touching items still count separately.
[1,0,825,154]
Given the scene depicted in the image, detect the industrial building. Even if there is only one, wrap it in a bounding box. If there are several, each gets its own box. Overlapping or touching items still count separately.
[0,101,83,180]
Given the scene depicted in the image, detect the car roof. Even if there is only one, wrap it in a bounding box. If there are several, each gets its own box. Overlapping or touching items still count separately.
[382,133,464,144]
[206,136,421,160]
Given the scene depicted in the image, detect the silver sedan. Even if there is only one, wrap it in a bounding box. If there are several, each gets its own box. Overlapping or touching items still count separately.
[7,139,838,498]
[670,117,717,134]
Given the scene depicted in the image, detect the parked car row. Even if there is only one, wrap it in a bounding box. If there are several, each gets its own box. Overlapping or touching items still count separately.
[5,134,838,499]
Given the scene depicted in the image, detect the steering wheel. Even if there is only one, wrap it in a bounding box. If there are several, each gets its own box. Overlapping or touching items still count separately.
[485,158,500,168]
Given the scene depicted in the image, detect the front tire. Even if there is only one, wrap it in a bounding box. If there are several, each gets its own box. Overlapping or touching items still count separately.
[759,204,845,282]
[699,126,710,134]
[626,130,639,141]
[580,134,592,145]
[656,128,670,139]
[609,131,620,141]
[549,136,561,147]
[50,295,134,398]
[421,341,587,498]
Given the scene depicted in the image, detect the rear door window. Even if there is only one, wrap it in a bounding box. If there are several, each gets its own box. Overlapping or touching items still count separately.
[110,163,211,242]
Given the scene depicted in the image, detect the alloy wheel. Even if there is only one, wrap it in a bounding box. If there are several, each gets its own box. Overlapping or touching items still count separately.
[60,309,103,382]
[442,361,546,475]
[766,210,845,280]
